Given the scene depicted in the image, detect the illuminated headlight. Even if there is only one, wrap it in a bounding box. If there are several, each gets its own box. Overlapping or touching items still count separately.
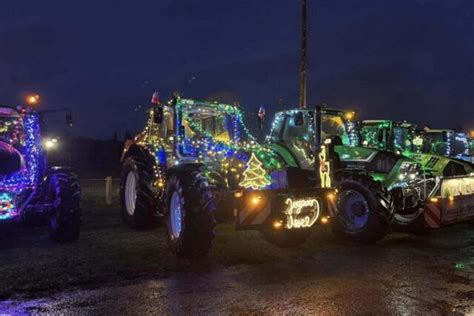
[399,162,421,181]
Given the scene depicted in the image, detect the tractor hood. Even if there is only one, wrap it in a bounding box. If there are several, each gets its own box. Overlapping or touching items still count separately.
[334,145,421,187]
[405,152,473,177]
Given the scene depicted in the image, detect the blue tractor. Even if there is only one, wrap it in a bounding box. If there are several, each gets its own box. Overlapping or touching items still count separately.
[0,105,81,242]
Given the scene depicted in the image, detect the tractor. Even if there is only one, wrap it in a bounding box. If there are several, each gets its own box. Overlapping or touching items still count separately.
[265,107,419,243]
[120,95,335,255]
[264,106,473,241]
[359,120,473,176]
[419,126,473,164]
[0,105,81,242]
[359,119,474,231]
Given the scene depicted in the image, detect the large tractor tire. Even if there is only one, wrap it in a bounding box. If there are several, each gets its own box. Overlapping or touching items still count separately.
[120,155,157,230]
[164,170,216,257]
[333,172,394,244]
[392,207,429,235]
[261,228,312,248]
[48,172,82,243]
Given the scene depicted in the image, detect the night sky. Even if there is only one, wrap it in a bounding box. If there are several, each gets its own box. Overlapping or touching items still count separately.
[1,0,473,139]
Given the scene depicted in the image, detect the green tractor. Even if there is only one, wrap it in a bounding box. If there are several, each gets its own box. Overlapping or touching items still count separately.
[265,107,421,243]
[359,120,473,177]
[360,120,474,231]
[120,95,334,255]
[419,126,474,164]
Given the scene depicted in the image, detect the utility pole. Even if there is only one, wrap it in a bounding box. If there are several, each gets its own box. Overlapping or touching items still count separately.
[299,0,307,109]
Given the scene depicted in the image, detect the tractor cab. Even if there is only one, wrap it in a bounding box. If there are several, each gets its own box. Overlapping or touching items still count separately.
[142,97,256,166]
[0,107,25,148]
[420,127,473,163]
[360,120,472,177]
[268,108,358,146]
[0,107,26,175]
[360,120,415,155]
[268,108,359,170]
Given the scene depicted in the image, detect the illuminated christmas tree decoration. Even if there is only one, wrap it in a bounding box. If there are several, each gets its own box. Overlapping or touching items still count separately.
[239,153,271,190]
[284,197,320,229]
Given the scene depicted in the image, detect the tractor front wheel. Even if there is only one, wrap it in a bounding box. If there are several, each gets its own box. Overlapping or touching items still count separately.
[48,172,81,243]
[333,173,394,244]
[164,170,216,256]
[120,155,157,230]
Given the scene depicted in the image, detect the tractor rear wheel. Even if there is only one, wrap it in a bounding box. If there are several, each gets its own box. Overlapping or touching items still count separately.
[164,170,216,256]
[333,172,394,244]
[48,172,81,243]
[120,155,157,230]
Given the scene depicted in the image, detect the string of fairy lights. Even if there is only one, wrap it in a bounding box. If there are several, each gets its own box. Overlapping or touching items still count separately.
[0,111,43,219]
[0,112,42,192]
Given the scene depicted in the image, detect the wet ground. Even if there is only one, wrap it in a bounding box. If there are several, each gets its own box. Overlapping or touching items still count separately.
[1,181,473,314]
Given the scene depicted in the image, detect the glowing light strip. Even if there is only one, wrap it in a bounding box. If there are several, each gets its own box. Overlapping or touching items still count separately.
[284,197,320,229]
[0,113,42,193]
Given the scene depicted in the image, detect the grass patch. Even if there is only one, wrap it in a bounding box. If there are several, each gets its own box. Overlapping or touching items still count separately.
[0,180,343,299]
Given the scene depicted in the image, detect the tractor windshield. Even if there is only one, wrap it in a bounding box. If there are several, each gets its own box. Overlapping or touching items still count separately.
[360,122,413,153]
[182,104,254,143]
[393,126,413,153]
[360,123,386,150]
[0,115,25,148]
[454,134,470,156]
[184,111,232,142]
[275,111,354,145]
[422,132,453,156]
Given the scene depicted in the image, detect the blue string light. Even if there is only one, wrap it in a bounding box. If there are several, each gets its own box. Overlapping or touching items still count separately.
[0,112,43,220]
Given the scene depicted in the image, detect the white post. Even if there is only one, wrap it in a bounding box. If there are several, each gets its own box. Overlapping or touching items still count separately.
[105,176,113,205]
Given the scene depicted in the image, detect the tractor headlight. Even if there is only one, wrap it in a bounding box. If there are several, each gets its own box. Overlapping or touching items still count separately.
[399,162,421,181]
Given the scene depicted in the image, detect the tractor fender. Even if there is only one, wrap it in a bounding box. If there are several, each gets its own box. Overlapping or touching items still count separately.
[121,142,151,162]
[39,167,79,202]
[167,163,227,190]
[122,143,161,168]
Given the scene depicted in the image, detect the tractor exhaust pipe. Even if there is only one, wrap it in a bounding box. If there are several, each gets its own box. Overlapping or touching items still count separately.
[314,105,322,187]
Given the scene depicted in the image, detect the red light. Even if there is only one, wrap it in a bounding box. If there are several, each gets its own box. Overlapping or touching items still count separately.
[151,92,160,104]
